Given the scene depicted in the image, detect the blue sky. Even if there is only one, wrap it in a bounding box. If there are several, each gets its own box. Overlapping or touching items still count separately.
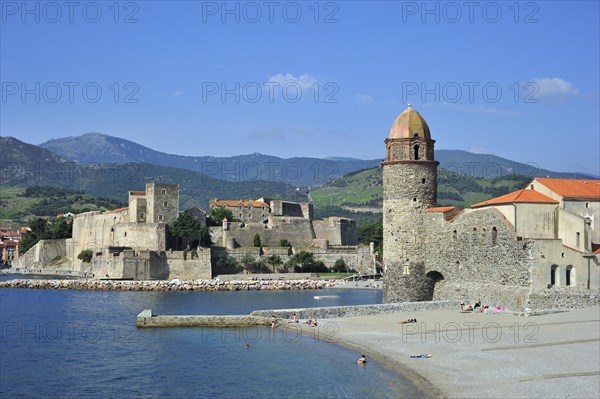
[1,1,599,175]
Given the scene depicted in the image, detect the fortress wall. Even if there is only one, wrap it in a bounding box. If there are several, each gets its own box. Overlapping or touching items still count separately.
[165,249,212,280]
[224,219,314,247]
[423,207,532,288]
[14,239,70,270]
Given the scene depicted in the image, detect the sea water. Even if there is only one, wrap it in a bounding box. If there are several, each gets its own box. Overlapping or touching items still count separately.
[0,276,425,398]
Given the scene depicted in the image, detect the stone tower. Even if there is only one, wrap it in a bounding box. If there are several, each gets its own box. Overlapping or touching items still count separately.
[382,105,439,303]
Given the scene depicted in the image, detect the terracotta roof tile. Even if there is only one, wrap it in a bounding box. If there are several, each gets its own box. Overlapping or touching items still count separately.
[471,189,558,208]
[106,207,128,214]
[129,191,146,196]
[209,199,270,208]
[535,178,600,200]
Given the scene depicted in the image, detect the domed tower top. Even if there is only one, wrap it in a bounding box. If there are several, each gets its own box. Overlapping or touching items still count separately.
[383,105,437,164]
[389,104,431,140]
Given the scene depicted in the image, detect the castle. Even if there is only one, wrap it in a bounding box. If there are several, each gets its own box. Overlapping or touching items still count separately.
[15,183,373,278]
[382,105,600,309]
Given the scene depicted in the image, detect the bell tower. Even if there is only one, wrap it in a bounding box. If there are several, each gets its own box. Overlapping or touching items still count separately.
[382,105,439,302]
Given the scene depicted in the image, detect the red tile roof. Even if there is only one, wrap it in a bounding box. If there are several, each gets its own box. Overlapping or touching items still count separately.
[535,178,600,200]
[209,199,269,208]
[472,189,558,208]
[129,191,146,196]
[425,206,458,213]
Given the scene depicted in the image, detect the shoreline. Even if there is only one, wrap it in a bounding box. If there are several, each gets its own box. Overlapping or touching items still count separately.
[0,278,338,291]
[299,306,600,399]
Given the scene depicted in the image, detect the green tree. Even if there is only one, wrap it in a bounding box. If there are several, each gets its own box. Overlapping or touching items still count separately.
[357,219,383,256]
[286,251,315,272]
[77,249,93,263]
[265,254,283,273]
[253,233,262,247]
[239,253,257,273]
[208,206,234,226]
[333,258,348,273]
[169,212,211,249]
[279,239,290,247]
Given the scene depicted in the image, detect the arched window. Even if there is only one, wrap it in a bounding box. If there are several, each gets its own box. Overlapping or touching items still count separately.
[492,227,498,246]
[453,230,457,240]
[413,144,420,160]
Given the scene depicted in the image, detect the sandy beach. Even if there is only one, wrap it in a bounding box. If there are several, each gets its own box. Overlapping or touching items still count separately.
[290,305,600,398]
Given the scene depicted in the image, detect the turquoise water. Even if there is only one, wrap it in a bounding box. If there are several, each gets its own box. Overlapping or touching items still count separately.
[0,278,425,398]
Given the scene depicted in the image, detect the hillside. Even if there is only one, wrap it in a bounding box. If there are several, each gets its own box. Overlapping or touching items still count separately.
[311,166,532,212]
[38,133,595,184]
[39,133,380,186]
[1,137,307,213]
[0,186,127,225]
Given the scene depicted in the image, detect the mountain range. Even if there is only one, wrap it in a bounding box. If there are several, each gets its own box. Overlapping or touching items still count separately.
[1,133,596,220]
[38,133,595,184]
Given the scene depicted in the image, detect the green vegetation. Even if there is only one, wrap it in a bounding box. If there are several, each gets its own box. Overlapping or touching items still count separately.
[264,254,283,273]
[19,216,73,254]
[285,251,328,273]
[168,212,211,249]
[208,206,234,225]
[214,255,241,274]
[253,233,262,247]
[279,239,291,247]
[311,167,531,211]
[77,249,93,263]
[0,185,126,225]
[357,219,383,256]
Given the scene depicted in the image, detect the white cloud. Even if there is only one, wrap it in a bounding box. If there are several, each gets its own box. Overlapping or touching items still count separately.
[353,94,373,104]
[469,147,489,154]
[531,78,579,102]
[266,73,319,90]
[172,90,184,97]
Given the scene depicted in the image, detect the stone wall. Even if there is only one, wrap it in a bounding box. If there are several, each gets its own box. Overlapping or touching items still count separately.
[527,287,600,310]
[14,239,69,270]
[90,249,212,280]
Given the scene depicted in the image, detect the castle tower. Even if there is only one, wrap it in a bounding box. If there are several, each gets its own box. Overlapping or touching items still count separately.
[382,105,439,302]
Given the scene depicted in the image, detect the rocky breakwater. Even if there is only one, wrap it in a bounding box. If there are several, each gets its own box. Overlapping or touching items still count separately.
[0,278,335,292]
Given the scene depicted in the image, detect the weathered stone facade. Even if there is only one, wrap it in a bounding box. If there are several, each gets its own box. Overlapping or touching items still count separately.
[382,106,600,310]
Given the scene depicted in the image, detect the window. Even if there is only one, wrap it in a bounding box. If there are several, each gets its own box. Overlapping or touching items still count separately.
[530,184,534,190]
[586,202,589,208]
[576,232,580,248]
[124,232,127,237]
[161,189,166,195]
[421,178,426,184]
[163,201,168,207]
[158,214,164,221]
[453,230,457,240]
[492,227,498,246]
[413,144,420,160]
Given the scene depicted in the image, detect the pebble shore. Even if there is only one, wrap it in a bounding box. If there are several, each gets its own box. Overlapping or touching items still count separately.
[0,278,335,291]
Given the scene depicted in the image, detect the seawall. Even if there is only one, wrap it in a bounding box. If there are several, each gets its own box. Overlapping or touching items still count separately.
[0,278,335,291]
[136,309,271,328]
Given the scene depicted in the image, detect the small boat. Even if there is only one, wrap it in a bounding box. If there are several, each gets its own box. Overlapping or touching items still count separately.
[313,295,339,300]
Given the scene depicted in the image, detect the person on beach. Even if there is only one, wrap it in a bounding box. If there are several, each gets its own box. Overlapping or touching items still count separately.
[289,313,298,323]
[357,355,367,364]
[460,300,465,311]
[398,318,417,324]
[271,315,277,328]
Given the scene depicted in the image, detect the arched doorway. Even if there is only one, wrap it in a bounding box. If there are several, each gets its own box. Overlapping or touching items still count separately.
[424,271,445,300]
[550,265,558,286]
[566,265,575,286]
